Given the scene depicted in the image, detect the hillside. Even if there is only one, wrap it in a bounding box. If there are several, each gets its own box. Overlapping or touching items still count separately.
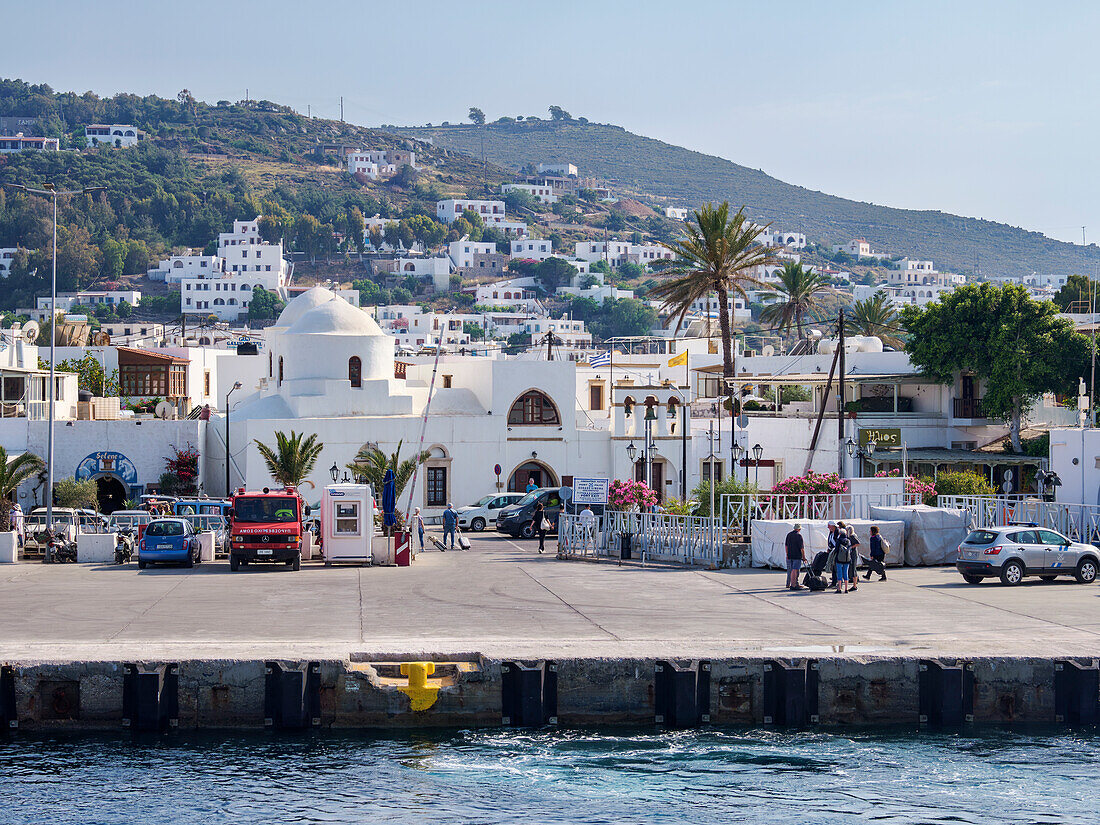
[393,120,1100,279]
[0,79,517,311]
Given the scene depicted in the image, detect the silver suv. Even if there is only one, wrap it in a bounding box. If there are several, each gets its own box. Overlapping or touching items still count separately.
[956,524,1100,585]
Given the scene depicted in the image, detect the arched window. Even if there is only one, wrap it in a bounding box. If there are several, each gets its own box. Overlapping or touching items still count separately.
[508,390,560,425]
[623,396,635,417]
[240,283,252,291]
[667,397,679,419]
[227,298,237,305]
[173,260,184,269]
[213,298,224,306]
[348,356,362,388]
[278,356,284,386]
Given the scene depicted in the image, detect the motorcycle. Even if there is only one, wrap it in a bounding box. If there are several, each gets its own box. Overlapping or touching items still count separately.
[114,528,136,564]
[42,529,77,564]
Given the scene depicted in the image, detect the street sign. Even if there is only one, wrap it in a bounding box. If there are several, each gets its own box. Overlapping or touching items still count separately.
[572,478,610,505]
[860,428,901,448]
[494,463,502,476]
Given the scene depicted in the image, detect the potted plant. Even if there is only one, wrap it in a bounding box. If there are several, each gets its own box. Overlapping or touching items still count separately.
[607,479,658,560]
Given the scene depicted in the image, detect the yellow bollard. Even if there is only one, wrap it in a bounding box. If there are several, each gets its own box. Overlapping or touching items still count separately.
[398,662,440,711]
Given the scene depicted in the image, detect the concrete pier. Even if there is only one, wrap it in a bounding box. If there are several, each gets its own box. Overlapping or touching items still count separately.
[2,534,1098,729]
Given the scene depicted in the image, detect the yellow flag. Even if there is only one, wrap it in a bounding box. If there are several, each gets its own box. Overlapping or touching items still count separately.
[667,350,688,368]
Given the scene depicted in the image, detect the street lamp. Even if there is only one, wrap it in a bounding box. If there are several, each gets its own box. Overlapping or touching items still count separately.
[752,443,763,486]
[329,462,340,483]
[732,443,744,483]
[626,441,637,462]
[4,182,106,535]
[225,381,242,495]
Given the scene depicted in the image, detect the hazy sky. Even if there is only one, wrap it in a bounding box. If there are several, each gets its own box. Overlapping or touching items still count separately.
[3,0,1096,242]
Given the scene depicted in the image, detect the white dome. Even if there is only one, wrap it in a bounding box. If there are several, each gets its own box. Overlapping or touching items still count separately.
[285,298,384,337]
[274,286,337,328]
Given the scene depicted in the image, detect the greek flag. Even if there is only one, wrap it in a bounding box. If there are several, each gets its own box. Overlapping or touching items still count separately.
[588,350,612,366]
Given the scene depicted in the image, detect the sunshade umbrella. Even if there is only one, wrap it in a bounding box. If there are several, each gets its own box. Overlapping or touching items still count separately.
[382,468,397,528]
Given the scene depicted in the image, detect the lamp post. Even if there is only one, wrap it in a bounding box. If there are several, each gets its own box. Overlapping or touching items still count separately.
[845,437,877,477]
[225,381,241,495]
[329,462,340,483]
[732,442,745,484]
[752,443,763,487]
[3,182,105,535]
[643,403,658,491]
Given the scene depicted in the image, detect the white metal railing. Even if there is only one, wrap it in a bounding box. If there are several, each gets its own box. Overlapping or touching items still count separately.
[558,511,723,565]
[721,492,923,533]
[938,495,1100,544]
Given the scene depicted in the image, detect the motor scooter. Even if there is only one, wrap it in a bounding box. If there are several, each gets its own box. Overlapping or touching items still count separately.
[114,527,135,564]
[42,528,77,564]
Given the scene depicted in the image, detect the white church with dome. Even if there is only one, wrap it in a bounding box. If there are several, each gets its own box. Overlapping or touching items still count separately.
[212,287,671,516]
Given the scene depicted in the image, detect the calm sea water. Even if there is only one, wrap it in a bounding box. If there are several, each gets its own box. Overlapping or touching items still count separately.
[0,727,1095,824]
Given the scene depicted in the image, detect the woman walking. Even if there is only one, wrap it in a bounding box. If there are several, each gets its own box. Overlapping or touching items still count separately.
[864,525,887,581]
[531,500,547,554]
[413,507,425,552]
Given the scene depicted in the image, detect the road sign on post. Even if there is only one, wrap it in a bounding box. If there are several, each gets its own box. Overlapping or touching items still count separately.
[573,478,610,506]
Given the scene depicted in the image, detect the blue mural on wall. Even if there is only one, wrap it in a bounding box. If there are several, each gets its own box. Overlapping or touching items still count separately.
[75,451,139,487]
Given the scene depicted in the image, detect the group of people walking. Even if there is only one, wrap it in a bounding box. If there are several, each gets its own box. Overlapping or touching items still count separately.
[784,521,889,593]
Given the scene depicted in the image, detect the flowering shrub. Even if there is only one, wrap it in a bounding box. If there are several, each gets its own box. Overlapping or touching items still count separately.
[771,472,848,496]
[161,445,200,496]
[608,479,659,511]
[874,469,937,504]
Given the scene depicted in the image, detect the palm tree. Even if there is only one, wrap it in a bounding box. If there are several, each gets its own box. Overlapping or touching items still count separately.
[0,447,44,531]
[651,202,779,400]
[760,261,830,340]
[850,292,904,348]
[347,440,430,498]
[254,431,324,489]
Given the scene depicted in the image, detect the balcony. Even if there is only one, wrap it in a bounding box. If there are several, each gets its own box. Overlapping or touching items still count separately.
[953,397,984,419]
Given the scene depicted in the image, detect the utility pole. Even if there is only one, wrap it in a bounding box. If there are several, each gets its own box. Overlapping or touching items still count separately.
[340,96,344,122]
[546,331,554,361]
[838,308,846,477]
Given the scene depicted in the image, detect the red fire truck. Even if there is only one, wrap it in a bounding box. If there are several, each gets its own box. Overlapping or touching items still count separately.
[228,486,309,571]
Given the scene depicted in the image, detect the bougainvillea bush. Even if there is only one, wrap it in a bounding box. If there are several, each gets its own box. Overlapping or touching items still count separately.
[771,472,849,497]
[161,445,200,496]
[874,469,937,504]
[608,479,659,511]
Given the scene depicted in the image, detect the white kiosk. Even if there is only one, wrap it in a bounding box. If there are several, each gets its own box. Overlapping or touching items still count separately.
[321,484,376,566]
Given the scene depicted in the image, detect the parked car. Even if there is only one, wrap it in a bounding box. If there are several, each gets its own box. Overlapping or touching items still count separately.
[138,518,201,569]
[955,524,1100,585]
[495,488,564,538]
[28,508,80,543]
[458,493,525,532]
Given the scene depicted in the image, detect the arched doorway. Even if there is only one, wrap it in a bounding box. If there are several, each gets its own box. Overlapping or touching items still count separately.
[508,461,558,493]
[96,476,127,513]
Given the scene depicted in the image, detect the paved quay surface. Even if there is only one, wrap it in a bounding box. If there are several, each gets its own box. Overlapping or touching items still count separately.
[3,532,1100,662]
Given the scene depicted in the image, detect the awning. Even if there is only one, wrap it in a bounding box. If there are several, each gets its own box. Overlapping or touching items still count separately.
[870,448,1040,466]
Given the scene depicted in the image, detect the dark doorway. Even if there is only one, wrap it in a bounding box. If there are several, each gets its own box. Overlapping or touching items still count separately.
[634,461,665,501]
[96,476,127,514]
[508,462,556,493]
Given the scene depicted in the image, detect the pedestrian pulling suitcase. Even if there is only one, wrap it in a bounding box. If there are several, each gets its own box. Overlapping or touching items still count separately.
[457,526,471,550]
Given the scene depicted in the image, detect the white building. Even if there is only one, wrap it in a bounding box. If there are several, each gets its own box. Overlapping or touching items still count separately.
[835,239,872,258]
[574,240,632,265]
[470,277,542,312]
[510,238,553,261]
[538,162,578,176]
[180,217,290,320]
[0,134,59,153]
[148,254,225,284]
[501,183,558,204]
[41,290,142,312]
[84,124,145,147]
[0,248,17,277]
[448,239,500,270]
[665,207,689,221]
[346,149,415,178]
[437,199,506,224]
[378,256,453,293]
[374,305,475,350]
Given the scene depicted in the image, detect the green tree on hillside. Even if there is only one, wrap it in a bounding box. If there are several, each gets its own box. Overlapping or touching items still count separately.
[248,287,285,321]
[468,107,486,125]
[1053,274,1097,312]
[548,106,572,121]
[901,282,1089,451]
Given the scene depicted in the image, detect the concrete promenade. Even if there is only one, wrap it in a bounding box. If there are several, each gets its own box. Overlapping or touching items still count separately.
[3,532,1100,663]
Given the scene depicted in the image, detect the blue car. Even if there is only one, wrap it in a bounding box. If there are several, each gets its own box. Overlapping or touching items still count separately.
[138,518,201,569]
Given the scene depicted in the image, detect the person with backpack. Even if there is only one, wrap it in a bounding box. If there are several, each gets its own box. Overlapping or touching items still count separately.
[845,524,861,591]
[784,524,806,590]
[863,525,888,581]
[834,527,852,593]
